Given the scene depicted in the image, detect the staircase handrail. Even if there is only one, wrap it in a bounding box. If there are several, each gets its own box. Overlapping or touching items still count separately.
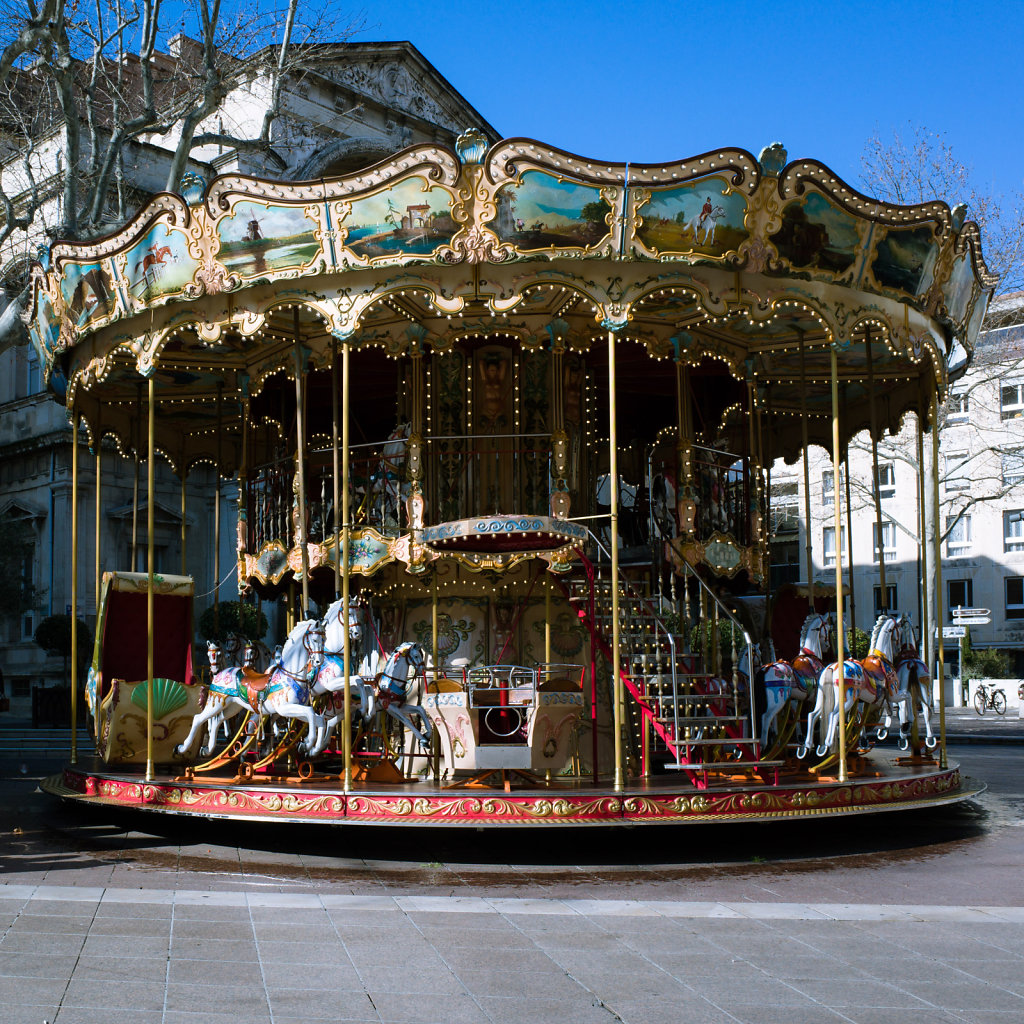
[574,523,681,745]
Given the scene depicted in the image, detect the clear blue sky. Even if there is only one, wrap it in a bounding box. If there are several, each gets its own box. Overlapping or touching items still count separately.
[352,0,1023,205]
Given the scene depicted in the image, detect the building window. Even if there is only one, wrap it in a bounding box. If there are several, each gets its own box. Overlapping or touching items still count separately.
[1006,577,1024,619]
[770,481,799,535]
[822,469,834,505]
[874,463,895,500]
[872,521,896,562]
[1002,450,1024,487]
[944,452,969,492]
[947,392,970,424]
[949,579,973,619]
[823,525,845,567]
[22,613,33,639]
[1001,381,1024,420]
[1005,510,1024,552]
[946,515,972,557]
[873,584,897,615]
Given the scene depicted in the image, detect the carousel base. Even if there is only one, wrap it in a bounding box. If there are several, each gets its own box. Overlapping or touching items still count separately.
[44,755,980,828]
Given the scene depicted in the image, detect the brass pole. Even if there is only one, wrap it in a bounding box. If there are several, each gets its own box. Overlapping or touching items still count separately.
[432,571,439,677]
[341,337,352,790]
[931,387,947,769]
[916,404,931,667]
[146,376,156,781]
[830,346,848,782]
[608,329,624,790]
[293,318,311,617]
[132,384,141,567]
[213,384,223,637]
[545,573,552,666]
[866,332,888,609]
[797,334,814,611]
[331,338,341,599]
[94,423,101,614]
[238,395,248,585]
[180,466,187,577]
[842,386,857,642]
[70,400,80,765]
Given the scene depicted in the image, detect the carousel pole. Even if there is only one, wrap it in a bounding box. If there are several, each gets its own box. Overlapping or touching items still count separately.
[213,384,223,637]
[797,334,814,612]
[842,386,857,642]
[607,328,624,790]
[94,417,101,614]
[830,345,848,783]
[341,336,353,791]
[931,386,948,769]
[145,375,156,782]
[331,338,341,600]
[69,398,80,765]
[180,459,187,577]
[545,573,552,666]
[866,331,888,612]
[293,314,311,618]
[132,384,141,567]
[916,403,931,668]
[432,571,439,679]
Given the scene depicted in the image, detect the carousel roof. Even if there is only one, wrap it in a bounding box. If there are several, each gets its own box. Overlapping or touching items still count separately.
[25,132,996,469]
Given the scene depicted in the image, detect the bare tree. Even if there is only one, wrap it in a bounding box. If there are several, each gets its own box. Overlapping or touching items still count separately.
[0,0,360,248]
[862,124,1024,300]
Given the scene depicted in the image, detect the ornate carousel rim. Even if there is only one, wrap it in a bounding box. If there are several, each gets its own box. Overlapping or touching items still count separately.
[45,760,980,828]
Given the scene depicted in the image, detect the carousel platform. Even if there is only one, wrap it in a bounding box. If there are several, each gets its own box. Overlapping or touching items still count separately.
[44,754,978,828]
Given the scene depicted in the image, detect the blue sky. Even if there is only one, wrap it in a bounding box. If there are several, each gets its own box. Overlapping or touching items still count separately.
[350,0,1023,207]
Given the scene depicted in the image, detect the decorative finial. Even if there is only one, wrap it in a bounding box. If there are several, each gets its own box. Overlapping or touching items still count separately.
[179,172,207,206]
[758,143,788,177]
[455,128,488,166]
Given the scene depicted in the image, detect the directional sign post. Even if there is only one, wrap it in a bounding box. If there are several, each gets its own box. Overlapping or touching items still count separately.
[952,607,991,626]
[942,625,966,639]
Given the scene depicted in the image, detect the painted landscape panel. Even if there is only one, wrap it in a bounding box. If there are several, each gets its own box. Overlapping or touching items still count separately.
[872,226,939,295]
[635,178,747,257]
[60,261,114,328]
[123,222,198,303]
[771,193,860,274]
[494,170,612,250]
[943,253,975,325]
[218,201,321,277]
[341,178,456,259]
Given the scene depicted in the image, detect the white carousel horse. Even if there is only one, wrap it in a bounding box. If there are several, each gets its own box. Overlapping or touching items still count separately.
[310,598,377,756]
[684,204,726,246]
[800,614,898,759]
[374,641,433,751]
[177,619,326,758]
[176,639,249,757]
[753,639,798,747]
[882,614,937,751]
[786,612,834,744]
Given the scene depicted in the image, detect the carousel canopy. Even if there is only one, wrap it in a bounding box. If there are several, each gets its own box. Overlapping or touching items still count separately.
[25,132,996,469]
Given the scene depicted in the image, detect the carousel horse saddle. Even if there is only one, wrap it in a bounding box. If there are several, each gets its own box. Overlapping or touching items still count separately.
[239,667,276,708]
[859,655,897,694]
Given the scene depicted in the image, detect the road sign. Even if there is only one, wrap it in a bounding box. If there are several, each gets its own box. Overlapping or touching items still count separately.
[952,607,991,618]
[951,616,990,625]
[942,625,967,639]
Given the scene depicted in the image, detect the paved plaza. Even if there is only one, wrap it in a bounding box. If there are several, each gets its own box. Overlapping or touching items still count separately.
[1,741,1022,1024]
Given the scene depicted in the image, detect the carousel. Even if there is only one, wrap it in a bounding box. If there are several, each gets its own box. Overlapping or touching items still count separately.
[33,131,992,827]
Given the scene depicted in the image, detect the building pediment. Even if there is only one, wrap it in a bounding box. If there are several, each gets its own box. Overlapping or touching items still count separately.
[0,497,46,521]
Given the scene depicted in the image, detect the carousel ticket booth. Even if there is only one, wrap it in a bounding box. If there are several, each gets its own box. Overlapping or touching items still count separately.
[32,131,994,826]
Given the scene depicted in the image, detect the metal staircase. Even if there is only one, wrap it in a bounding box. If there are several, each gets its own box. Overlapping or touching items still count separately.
[566,546,777,788]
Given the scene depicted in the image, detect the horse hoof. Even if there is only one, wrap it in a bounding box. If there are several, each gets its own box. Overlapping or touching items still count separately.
[816,745,828,757]
[898,738,909,752]
[925,736,938,750]
[876,729,887,741]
